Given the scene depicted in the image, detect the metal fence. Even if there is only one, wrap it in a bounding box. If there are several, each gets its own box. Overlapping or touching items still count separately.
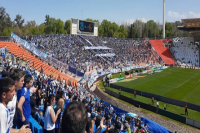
[0,36,11,41]
[110,84,200,112]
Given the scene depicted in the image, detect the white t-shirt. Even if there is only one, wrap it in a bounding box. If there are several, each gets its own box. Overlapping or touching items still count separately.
[7,94,17,128]
[0,103,10,133]
[157,101,159,106]
[44,106,55,130]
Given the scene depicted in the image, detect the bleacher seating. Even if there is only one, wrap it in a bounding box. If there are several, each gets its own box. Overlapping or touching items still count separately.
[24,35,160,73]
[149,40,175,65]
[29,116,43,133]
[0,42,78,87]
[171,37,199,66]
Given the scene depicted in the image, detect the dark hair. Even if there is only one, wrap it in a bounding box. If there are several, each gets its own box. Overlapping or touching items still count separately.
[68,92,73,99]
[44,94,55,113]
[31,93,36,99]
[9,69,26,81]
[24,75,33,87]
[97,107,102,113]
[56,91,64,102]
[6,66,10,71]
[125,115,131,121]
[73,95,78,101]
[61,101,87,133]
[0,78,15,102]
[86,118,92,133]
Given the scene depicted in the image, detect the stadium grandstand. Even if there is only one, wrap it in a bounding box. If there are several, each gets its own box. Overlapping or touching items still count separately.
[1,1,200,133]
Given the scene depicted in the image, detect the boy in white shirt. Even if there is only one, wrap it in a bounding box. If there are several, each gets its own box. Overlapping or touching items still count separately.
[0,78,15,133]
[8,69,31,133]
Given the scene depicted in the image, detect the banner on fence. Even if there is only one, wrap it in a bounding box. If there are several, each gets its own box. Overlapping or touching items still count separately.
[11,32,47,59]
[117,76,125,81]
[84,46,112,50]
[125,74,132,79]
[109,78,118,83]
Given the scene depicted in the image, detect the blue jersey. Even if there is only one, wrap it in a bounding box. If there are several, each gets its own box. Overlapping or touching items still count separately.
[96,126,106,133]
[120,130,127,133]
[105,107,109,115]
[17,87,31,121]
[130,119,134,132]
[93,123,96,132]
[65,100,71,108]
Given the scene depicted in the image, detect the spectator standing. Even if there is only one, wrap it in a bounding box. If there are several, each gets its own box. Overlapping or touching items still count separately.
[156,101,159,108]
[95,107,102,128]
[91,112,98,132]
[134,91,136,99]
[151,97,154,105]
[164,103,167,110]
[30,93,38,119]
[44,95,61,133]
[17,75,33,128]
[108,121,121,133]
[8,69,32,133]
[61,101,87,133]
[185,105,188,115]
[0,78,15,133]
[54,98,64,133]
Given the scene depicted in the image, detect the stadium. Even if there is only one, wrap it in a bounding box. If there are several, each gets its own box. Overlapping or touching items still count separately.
[1,0,200,133]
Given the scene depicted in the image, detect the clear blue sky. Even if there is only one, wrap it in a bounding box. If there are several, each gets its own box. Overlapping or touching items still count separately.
[1,0,200,25]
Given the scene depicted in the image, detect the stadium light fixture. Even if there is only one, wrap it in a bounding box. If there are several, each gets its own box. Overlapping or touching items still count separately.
[163,0,165,39]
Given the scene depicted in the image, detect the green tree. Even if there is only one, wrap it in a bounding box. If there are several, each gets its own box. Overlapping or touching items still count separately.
[38,23,45,34]
[13,26,22,36]
[44,17,57,34]
[14,14,25,28]
[0,7,12,35]
[45,15,50,25]
[55,19,66,34]
[64,20,71,34]
[119,25,127,38]
[3,27,12,36]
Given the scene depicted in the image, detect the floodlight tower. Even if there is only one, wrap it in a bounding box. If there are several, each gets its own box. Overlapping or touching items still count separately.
[163,0,165,38]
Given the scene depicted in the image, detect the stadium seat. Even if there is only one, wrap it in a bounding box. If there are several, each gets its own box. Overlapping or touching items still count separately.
[149,40,175,65]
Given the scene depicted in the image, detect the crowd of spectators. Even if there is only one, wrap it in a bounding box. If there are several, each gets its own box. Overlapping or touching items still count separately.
[171,37,199,66]
[23,35,160,73]
[0,43,151,133]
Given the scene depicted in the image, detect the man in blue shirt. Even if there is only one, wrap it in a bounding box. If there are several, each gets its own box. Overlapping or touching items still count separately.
[17,75,33,128]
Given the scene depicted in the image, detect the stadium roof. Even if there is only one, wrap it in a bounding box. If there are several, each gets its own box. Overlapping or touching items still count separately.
[177,18,200,33]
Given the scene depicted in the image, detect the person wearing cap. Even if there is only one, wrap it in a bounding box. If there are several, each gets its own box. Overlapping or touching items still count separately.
[124,115,131,133]
[91,112,98,132]
[105,105,109,115]
[95,107,102,128]
[112,110,116,124]
[109,104,114,116]
[105,115,113,132]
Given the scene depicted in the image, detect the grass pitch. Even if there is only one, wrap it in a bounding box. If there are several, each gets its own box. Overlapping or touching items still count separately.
[115,67,200,105]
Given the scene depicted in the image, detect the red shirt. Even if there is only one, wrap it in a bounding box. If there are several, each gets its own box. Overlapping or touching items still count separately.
[136,129,145,133]
[185,106,187,110]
